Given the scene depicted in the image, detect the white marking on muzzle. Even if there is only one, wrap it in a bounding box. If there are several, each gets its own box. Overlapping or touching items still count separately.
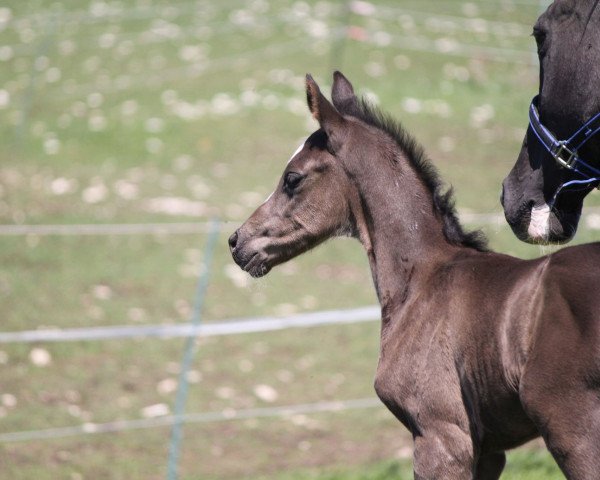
[527,203,551,239]
[262,139,306,205]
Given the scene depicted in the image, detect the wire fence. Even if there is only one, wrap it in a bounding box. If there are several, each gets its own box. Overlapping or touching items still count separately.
[0,397,383,444]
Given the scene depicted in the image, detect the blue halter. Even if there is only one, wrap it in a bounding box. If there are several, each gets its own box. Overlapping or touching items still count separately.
[528,95,600,203]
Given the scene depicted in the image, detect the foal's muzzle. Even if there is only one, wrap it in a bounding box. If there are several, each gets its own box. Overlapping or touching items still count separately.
[228,228,271,278]
[228,230,239,251]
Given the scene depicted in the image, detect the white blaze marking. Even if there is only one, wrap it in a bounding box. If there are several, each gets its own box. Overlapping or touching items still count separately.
[527,203,551,239]
[287,140,306,164]
[262,190,274,205]
[262,140,306,204]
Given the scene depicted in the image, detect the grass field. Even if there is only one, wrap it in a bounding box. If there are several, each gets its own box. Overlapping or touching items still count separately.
[1,0,597,478]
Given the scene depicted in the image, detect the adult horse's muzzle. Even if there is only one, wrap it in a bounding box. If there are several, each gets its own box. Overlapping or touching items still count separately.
[500,188,580,244]
[502,94,600,244]
[501,139,582,245]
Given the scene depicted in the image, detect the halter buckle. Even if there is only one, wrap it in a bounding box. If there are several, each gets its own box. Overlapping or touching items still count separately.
[552,142,578,169]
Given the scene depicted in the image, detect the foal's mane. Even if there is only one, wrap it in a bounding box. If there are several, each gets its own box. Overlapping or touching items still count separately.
[340,98,489,252]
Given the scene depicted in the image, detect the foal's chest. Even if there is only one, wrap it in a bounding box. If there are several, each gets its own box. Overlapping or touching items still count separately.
[373,303,471,433]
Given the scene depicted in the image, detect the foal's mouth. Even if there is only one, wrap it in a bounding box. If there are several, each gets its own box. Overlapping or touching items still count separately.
[242,252,271,278]
[232,249,271,278]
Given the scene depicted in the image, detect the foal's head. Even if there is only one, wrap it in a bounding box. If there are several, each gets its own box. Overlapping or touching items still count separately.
[229,72,486,277]
[228,73,362,277]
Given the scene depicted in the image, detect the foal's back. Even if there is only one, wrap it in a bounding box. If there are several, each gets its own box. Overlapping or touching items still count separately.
[444,242,600,350]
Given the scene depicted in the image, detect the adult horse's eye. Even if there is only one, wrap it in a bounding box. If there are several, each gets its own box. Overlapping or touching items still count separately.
[284,172,304,192]
[532,27,547,55]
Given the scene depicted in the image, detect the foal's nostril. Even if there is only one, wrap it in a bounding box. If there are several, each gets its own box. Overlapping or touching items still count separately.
[228,231,238,251]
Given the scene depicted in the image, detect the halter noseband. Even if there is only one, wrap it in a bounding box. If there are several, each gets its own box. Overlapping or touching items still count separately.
[528,95,600,202]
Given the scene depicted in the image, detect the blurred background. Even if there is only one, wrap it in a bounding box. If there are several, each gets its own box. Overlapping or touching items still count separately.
[1,0,597,478]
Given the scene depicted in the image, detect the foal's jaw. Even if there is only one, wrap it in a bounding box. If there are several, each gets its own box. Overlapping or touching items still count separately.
[229,157,352,278]
[229,203,346,278]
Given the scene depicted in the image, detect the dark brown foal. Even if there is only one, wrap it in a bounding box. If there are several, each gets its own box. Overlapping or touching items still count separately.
[229,71,600,479]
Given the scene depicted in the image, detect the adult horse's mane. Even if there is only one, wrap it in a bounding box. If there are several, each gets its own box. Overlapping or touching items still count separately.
[339,96,489,252]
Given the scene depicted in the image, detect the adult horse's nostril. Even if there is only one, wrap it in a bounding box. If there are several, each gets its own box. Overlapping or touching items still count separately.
[228,231,238,251]
[500,183,505,207]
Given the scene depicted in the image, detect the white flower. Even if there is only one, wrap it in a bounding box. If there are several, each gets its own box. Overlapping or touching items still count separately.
[156,378,178,395]
[141,403,170,418]
[0,46,13,61]
[211,94,239,116]
[114,180,138,200]
[145,117,164,133]
[43,138,60,155]
[253,384,279,403]
[145,137,164,154]
[88,114,107,132]
[121,100,138,116]
[45,67,61,83]
[92,284,112,300]
[29,348,52,367]
[238,359,254,373]
[470,104,495,128]
[82,182,108,203]
[50,177,77,195]
[402,97,422,114]
[185,370,202,383]
[1,393,17,408]
[585,213,600,230]
[0,7,12,27]
[87,92,103,108]
[98,33,116,49]
[144,197,207,217]
[0,89,9,109]
[350,1,376,16]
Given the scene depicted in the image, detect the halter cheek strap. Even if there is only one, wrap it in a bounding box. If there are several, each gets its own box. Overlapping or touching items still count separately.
[528,95,600,203]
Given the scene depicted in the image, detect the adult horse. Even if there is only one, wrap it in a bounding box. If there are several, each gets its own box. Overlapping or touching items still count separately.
[229,72,600,479]
[501,0,600,244]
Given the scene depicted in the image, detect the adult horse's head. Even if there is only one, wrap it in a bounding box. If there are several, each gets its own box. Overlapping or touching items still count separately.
[229,72,364,277]
[501,0,600,244]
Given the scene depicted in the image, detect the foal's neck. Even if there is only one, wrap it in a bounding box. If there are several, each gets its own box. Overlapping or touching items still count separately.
[347,148,458,312]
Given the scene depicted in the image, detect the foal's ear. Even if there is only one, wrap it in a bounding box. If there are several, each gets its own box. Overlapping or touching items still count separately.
[332,71,358,114]
[306,74,347,151]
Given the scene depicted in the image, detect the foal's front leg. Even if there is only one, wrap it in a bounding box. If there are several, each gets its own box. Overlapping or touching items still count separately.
[474,452,506,480]
[413,424,475,479]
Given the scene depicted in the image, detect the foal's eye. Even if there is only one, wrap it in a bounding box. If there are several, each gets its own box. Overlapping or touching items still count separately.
[283,172,304,192]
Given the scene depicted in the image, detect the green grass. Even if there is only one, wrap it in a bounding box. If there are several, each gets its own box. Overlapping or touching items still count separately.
[245,448,563,480]
[0,0,590,478]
